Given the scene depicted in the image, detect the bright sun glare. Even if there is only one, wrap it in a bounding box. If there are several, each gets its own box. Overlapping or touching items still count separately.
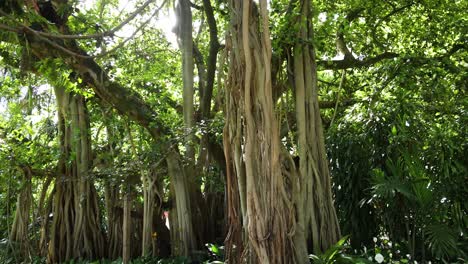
[78,0,178,46]
[1,1,177,119]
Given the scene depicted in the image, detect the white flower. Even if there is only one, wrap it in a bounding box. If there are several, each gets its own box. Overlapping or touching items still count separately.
[373,237,378,243]
[414,261,418,264]
[407,254,411,259]
[375,253,384,263]
[368,257,373,261]
[388,241,392,248]
[364,246,367,253]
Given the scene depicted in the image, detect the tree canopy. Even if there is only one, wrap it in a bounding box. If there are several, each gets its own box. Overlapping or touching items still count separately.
[0,0,466,263]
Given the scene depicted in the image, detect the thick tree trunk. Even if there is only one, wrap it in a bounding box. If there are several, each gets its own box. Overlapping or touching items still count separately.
[36,175,52,256]
[224,1,294,262]
[71,95,105,259]
[166,150,195,256]
[176,0,195,160]
[291,1,340,259]
[39,185,54,257]
[142,167,161,256]
[48,87,105,263]
[105,182,123,259]
[175,0,207,250]
[224,1,341,263]
[9,166,33,257]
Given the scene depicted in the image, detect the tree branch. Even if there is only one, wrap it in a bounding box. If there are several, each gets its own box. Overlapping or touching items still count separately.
[0,1,165,59]
[1,27,167,139]
[189,1,203,10]
[319,99,357,109]
[335,8,364,60]
[200,0,220,119]
[1,0,162,40]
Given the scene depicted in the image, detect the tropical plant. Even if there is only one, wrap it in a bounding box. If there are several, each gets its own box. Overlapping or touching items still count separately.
[0,0,466,263]
[309,236,372,264]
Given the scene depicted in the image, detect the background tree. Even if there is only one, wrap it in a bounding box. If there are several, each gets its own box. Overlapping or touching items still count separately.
[0,0,466,263]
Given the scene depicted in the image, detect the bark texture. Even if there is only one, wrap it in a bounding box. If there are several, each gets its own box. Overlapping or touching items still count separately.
[166,150,195,256]
[47,87,105,263]
[105,182,123,259]
[224,1,294,262]
[175,0,204,253]
[122,190,132,264]
[9,166,33,257]
[142,167,162,256]
[38,178,54,257]
[291,1,340,258]
[176,0,195,160]
[224,1,341,262]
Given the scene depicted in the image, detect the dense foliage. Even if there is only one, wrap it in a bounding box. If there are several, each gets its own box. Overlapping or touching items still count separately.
[0,0,466,263]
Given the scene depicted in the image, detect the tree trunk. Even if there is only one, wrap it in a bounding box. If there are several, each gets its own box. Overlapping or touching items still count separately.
[48,87,105,263]
[71,94,106,259]
[122,189,132,264]
[224,1,294,262]
[224,1,341,262]
[176,0,195,161]
[101,113,123,259]
[175,0,207,250]
[9,166,33,257]
[166,150,195,256]
[105,182,123,259]
[291,1,340,258]
[142,167,161,256]
[39,185,54,257]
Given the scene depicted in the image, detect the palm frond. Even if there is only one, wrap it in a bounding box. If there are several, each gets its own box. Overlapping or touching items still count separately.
[370,168,415,201]
[425,223,459,259]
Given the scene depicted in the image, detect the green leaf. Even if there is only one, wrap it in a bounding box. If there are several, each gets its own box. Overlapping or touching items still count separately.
[425,224,459,259]
[322,235,349,262]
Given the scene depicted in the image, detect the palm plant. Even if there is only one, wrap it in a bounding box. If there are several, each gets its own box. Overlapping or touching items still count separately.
[365,151,464,261]
[309,236,372,264]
